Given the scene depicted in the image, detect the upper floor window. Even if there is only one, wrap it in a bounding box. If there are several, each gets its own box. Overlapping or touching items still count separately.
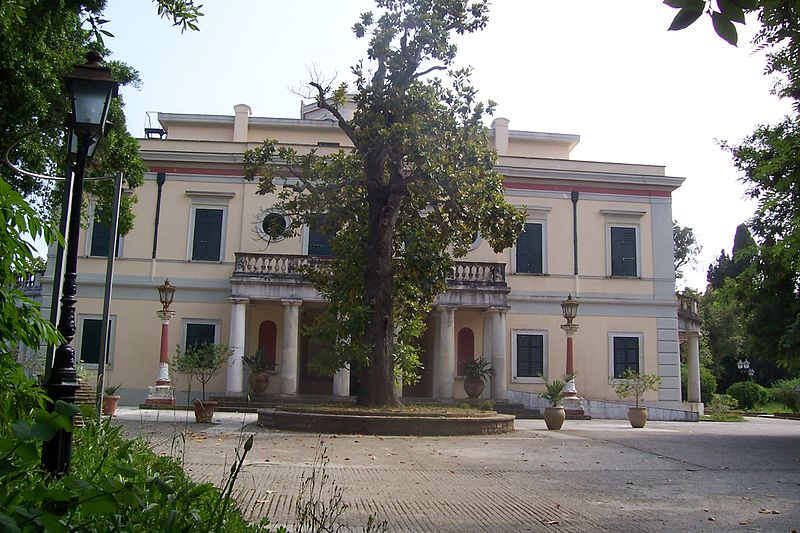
[87,208,121,257]
[515,222,544,274]
[191,207,225,261]
[610,226,638,277]
[307,226,333,257]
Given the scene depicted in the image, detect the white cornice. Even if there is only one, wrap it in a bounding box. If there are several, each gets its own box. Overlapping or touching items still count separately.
[498,165,685,190]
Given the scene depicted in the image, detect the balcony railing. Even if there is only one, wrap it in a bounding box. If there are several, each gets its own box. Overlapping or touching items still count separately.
[233,253,505,288]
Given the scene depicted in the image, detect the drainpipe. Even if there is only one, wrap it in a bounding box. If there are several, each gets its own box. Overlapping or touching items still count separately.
[152,172,166,259]
[571,191,579,275]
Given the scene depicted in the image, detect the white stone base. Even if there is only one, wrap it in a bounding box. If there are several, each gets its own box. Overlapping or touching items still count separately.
[146,385,175,406]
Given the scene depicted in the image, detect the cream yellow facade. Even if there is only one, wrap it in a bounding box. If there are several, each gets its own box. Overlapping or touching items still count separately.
[42,102,686,409]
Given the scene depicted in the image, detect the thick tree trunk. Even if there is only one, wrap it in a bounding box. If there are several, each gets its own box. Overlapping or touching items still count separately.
[358,179,402,406]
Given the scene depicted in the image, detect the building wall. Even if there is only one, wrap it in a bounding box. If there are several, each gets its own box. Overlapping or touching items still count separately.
[43,104,684,406]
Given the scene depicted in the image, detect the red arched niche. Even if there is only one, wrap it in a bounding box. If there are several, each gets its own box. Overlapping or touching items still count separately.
[258,320,277,367]
[457,327,475,376]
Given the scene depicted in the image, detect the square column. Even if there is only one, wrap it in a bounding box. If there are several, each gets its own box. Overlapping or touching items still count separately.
[684,331,702,404]
[333,364,350,397]
[280,299,302,396]
[436,307,456,399]
[226,297,249,396]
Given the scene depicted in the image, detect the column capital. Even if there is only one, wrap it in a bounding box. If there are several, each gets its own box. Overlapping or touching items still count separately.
[560,323,579,336]
[679,330,702,340]
[229,296,250,305]
[281,298,303,307]
[156,309,175,321]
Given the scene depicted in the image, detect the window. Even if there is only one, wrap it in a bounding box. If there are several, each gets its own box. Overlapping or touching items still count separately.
[610,226,637,277]
[255,210,289,242]
[191,207,224,261]
[512,330,547,383]
[515,222,544,274]
[307,226,333,257]
[610,334,642,379]
[185,322,217,350]
[77,315,115,366]
[87,208,120,257]
[258,320,278,367]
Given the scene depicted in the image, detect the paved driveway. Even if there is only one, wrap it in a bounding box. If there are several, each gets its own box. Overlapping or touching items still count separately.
[116,409,800,532]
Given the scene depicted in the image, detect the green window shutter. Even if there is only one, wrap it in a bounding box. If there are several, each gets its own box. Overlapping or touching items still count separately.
[613,336,639,378]
[185,323,216,350]
[79,318,102,364]
[516,223,543,274]
[90,210,119,257]
[192,208,223,261]
[308,226,333,257]
[516,334,544,377]
[611,227,637,277]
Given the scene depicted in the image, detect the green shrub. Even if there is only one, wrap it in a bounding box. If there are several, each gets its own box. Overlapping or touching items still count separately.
[477,400,494,411]
[708,393,739,412]
[680,364,717,403]
[770,378,800,411]
[726,381,769,409]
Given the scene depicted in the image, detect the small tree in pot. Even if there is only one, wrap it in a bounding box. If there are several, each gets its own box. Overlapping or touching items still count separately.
[173,343,230,423]
[463,357,493,399]
[539,378,567,430]
[102,384,121,416]
[612,370,661,428]
[242,348,276,394]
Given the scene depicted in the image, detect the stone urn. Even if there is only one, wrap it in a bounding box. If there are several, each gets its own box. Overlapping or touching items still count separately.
[249,371,270,394]
[193,399,218,423]
[463,377,484,399]
[628,407,648,428]
[543,406,565,430]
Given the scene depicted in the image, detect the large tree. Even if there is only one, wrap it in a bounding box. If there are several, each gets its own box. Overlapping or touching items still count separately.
[673,220,702,280]
[244,0,523,406]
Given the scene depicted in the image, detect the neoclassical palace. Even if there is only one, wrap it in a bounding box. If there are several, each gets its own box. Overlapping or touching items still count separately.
[41,100,700,413]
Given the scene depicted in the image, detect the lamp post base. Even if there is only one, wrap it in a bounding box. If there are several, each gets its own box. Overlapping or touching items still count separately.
[562,396,585,417]
[145,385,175,406]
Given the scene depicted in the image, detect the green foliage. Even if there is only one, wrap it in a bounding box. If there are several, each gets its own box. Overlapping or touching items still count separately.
[612,370,661,408]
[242,348,276,374]
[664,0,760,46]
[463,357,493,382]
[680,363,718,403]
[708,393,740,412]
[243,0,523,406]
[103,383,121,396]
[0,353,49,437]
[726,380,769,409]
[477,399,493,411]
[172,343,231,401]
[0,407,273,532]
[673,220,702,280]
[769,377,800,411]
[539,379,567,407]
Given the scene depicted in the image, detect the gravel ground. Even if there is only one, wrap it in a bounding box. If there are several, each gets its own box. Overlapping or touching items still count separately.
[115,408,800,532]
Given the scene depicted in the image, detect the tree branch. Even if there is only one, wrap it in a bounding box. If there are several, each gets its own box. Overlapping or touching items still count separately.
[412,64,446,80]
[309,81,357,144]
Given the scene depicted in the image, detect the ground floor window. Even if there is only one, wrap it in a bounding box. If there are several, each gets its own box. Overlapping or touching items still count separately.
[611,335,641,378]
[512,330,547,383]
[185,322,217,350]
[77,315,115,366]
[456,327,475,377]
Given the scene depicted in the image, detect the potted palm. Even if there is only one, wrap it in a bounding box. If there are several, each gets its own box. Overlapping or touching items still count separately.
[102,383,121,416]
[173,343,230,423]
[612,370,662,428]
[243,348,276,394]
[539,378,567,430]
[463,357,494,399]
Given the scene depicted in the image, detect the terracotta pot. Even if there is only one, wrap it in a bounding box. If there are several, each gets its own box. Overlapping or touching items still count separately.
[193,399,218,423]
[628,407,648,428]
[102,395,120,416]
[543,406,565,430]
[248,372,270,394]
[463,378,484,399]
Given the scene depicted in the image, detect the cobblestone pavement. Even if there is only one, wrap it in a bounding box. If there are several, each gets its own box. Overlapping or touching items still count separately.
[115,408,800,532]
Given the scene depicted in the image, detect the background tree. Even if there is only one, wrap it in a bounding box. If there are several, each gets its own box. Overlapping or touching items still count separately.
[673,220,702,280]
[0,0,201,231]
[245,0,524,406]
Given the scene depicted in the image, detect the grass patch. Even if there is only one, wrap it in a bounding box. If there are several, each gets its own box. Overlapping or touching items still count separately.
[701,412,746,422]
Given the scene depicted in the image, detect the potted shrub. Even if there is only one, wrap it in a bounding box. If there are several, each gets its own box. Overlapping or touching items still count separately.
[174,343,230,423]
[463,357,494,399]
[243,348,276,394]
[102,383,121,416]
[612,370,661,428]
[539,378,567,430]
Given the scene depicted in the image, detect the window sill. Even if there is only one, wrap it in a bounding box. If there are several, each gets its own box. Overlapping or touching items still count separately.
[511,272,548,276]
[511,377,545,384]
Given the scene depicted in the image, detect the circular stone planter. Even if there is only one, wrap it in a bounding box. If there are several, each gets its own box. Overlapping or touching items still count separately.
[258,407,514,436]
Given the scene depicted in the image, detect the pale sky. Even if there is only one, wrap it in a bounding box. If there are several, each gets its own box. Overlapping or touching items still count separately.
[104,0,793,291]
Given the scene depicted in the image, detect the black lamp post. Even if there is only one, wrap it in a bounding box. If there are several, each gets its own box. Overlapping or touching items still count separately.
[41,51,118,477]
